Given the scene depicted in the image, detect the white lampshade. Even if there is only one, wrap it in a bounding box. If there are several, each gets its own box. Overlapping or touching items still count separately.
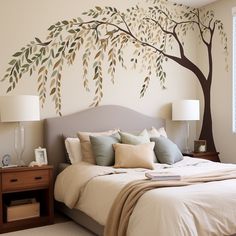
[172,100,200,121]
[0,95,40,122]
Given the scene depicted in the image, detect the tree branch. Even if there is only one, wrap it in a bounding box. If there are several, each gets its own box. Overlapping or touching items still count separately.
[53,17,208,88]
[143,17,174,36]
[187,9,211,46]
[172,25,185,57]
[210,21,217,39]
[173,18,209,46]
[118,13,133,36]
[86,18,207,85]
[208,18,213,29]
[191,9,209,30]
[143,11,208,85]
[196,11,210,45]
[143,17,185,58]
[77,19,182,62]
[198,27,209,46]
[157,8,178,25]
[206,21,216,85]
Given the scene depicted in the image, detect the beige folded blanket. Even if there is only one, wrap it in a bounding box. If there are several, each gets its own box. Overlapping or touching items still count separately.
[104,169,236,236]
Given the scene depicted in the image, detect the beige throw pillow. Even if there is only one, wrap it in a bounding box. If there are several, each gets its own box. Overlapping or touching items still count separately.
[77,129,118,164]
[113,142,155,169]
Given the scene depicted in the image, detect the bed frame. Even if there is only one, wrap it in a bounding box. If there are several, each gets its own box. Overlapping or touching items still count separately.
[44,105,165,235]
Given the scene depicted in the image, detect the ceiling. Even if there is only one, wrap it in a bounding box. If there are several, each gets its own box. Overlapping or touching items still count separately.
[169,0,218,8]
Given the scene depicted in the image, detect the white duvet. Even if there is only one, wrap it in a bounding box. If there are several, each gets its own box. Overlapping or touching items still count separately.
[55,157,236,236]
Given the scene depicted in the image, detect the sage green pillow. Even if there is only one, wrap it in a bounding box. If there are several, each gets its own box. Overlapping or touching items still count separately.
[90,133,121,166]
[119,129,150,145]
[119,130,158,163]
[151,137,183,164]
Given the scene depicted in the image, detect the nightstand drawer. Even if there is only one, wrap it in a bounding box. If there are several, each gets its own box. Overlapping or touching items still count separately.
[2,170,49,192]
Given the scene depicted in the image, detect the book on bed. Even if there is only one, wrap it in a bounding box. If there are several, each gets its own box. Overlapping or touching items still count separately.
[145,171,181,181]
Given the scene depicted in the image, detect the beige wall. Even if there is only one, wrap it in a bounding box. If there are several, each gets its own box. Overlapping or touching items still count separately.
[197,0,236,163]
[0,0,199,164]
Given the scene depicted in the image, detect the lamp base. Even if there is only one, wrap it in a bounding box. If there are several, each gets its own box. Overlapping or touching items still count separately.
[15,123,25,167]
[184,121,191,155]
[17,159,26,167]
[183,148,191,154]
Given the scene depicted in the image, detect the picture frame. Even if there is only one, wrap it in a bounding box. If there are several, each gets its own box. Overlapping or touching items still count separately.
[34,147,48,165]
[194,140,207,153]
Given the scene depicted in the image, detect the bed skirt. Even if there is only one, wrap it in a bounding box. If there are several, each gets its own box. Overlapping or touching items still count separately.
[55,201,104,236]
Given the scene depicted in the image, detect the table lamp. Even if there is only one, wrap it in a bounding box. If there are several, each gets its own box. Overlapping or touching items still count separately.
[172,100,200,153]
[0,95,40,166]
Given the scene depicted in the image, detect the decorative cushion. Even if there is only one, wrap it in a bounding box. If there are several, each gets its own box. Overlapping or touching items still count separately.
[151,137,183,164]
[119,129,158,163]
[113,142,155,169]
[119,129,150,145]
[148,127,168,138]
[64,137,82,164]
[90,133,121,166]
[77,129,119,164]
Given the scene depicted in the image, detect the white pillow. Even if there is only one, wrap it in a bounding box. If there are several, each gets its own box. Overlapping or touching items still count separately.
[65,137,83,164]
[148,127,168,138]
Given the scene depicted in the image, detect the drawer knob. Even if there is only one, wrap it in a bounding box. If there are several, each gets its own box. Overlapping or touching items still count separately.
[35,176,42,180]
[10,179,18,182]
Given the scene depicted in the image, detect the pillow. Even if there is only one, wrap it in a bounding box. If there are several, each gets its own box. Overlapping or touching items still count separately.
[63,136,71,164]
[113,142,155,169]
[151,137,183,164]
[77,129,119,164]
[119,129,158,163]
[119,129,150,145]
[64,137,83,164]
[90,133,121,166]
[148,127,168,138]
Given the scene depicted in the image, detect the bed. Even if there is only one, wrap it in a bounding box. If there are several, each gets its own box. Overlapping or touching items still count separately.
[44,105,236,236]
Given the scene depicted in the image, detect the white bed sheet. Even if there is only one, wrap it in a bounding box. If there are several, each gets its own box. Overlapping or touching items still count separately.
[56,157,236,236]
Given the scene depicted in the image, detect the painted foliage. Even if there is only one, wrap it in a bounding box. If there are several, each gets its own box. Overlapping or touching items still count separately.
[1,0,228,151]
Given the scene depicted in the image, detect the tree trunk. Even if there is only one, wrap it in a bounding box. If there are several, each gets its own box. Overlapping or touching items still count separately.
[199,82,216,152]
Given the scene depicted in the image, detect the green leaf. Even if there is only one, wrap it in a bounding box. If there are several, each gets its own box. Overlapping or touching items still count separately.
[53,60,61,70]
[50,88,56,95]
[7,86,12,93]
[9,59,17,65]
[77,17,83,23]
[51,70,57,77]
[12,52,22,57]
[95,6,102,11]
[68,29,76,34]
[38,66,45,74]
[35,37,42,44]
[42,40,52,46]
[48,25,55,30]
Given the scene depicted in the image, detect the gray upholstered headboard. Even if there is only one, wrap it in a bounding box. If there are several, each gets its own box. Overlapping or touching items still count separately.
[44,105,165,176]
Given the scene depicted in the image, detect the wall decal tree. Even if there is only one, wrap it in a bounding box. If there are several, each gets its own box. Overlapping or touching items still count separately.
[1,0,228,151]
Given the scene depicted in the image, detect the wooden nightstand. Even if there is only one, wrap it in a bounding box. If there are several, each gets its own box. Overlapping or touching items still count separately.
[0,165,54,233]
[183,152,220,162]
